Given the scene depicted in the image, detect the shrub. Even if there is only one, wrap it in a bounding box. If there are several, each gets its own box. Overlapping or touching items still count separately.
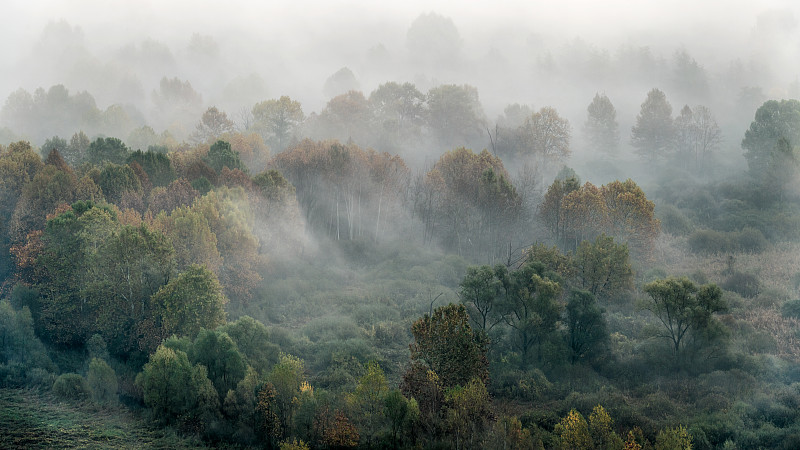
[658,204,693,236]
[688,229,731,254]
[722,271,760,298]
[88,358,118,404]
[734,228,769,253]
[781,300,800,319]
[53,373,91,400]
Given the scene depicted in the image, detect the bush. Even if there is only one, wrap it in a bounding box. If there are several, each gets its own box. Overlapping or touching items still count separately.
[88,358,118,404]
[734,228,769,253]
[782,300,800,319]
[53,373,91,400]
[658,204,694,236]
[688,229,732,254]
[722,271,760,298]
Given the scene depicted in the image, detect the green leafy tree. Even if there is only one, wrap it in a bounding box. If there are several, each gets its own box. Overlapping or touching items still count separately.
[149,264,227,340]
[87,137,129,165]
[409,303,489,389]
[90,223,174,357]
[223,366,261,444]
[218,316,280,375]
[190,329,247,401]
[126,150,175,187]
[631,88,674,160]
[459,265,503,331]
[368,82,425,149]
[135,344,219,427]
[269,353,306,437]
[573,234,633,302]
[589,405,623,450]
[643,277,726,366]
[655,425,692,450]
[554,409,592,450]
[565,290,608,364]
[352,361,388,447]
[96,163,141,204]
[496,262,562,366]
[204,140,247,174]
[444,377,491,449]
[383,389,417,448]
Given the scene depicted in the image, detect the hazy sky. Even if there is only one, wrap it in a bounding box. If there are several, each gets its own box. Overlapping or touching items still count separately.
[2,0,799,130]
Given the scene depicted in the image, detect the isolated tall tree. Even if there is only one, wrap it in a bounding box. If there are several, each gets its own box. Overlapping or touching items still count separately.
[584,93,620,155]
[631,88,674,160]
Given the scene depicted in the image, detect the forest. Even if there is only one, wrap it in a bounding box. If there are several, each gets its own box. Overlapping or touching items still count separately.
[2,4,800,450]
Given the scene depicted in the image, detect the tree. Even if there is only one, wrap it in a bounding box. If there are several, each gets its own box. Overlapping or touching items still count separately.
[269,353,306,438]
[90,223,174,357]
[311,91,371,144]
[369,82,426,150]
[539,176,581,250]
[192,106,236,143]
[406,12,463,69]
[588,405,623,450]
[408,303,489,389]
[127,150,175,187]
[573,234,633,302]
[655,425,692,450]
[554,409,592,450]
[459,265,503,332]
[323,67,361,98]
[425,84,486,149]
[218,316,280,375]
[204,140,247,174]
[565,290,608,364]
[601,179,660,260]
[352,361,388,447]
[252,96,305,151]
[584,93,620,155]
[384,390,417,447]
[149,264,227,340]
[631,88,674,160]
[741,99,800,181]
[521,107,571,161]
[496,262,562,366]
[643,277,726,366]
[96,163,141,205]
[444,377,491,449]
[87,137,129,166]
[674,105,722,169]
[190,329,247,401]
[135,344,218,427]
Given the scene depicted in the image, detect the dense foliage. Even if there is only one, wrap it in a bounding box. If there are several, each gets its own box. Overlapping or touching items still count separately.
[1,75,800,449]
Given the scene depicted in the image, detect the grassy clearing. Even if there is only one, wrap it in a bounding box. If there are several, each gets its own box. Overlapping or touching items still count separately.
[0,388,206,449]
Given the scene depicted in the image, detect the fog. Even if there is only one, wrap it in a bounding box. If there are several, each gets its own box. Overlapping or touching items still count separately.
[2,0,800,173]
